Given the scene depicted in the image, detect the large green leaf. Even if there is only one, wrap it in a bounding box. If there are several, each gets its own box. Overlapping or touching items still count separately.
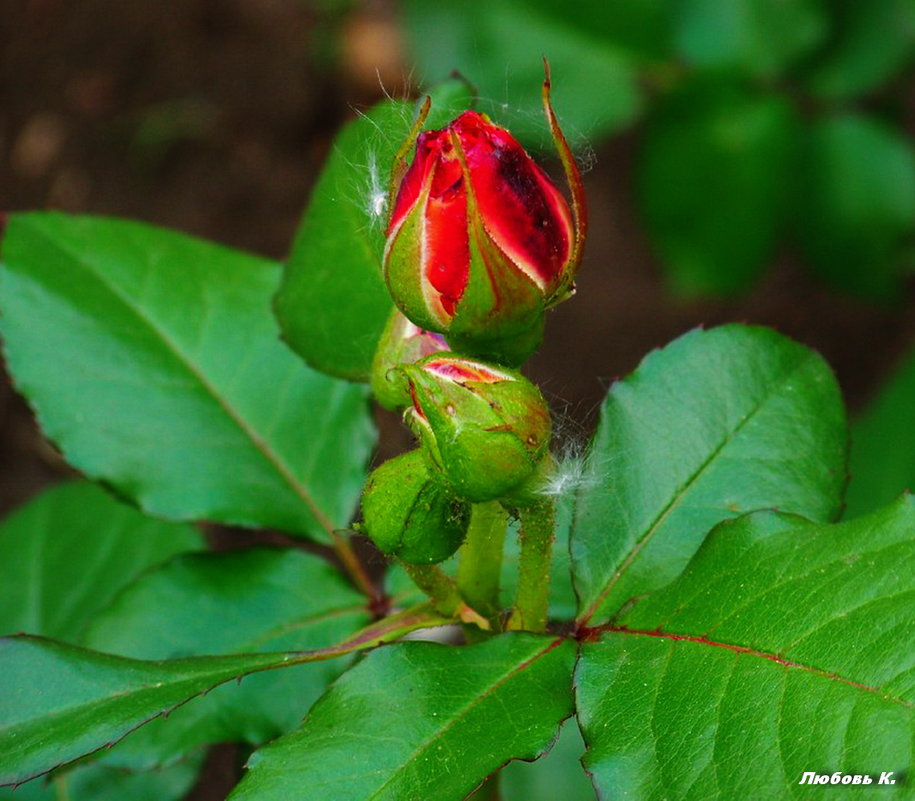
[638,81,796,296]
[576,496,915,798]
[0,636,299,786]
[0,481,202,639]
[82,548,370,769]
[794,114,915,298]
[276,81,473,381]
[805,0,915,100]
[671,0,827,77]
[402,0,642,148]
[847,345,915,518]
[0,213,375,541]
[0,481,205,799]
[230,634,576,801]
[572,325,847,624]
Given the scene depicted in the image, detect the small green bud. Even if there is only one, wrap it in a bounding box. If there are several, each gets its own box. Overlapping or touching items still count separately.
[401,354,551,503]
[361,449,471,564]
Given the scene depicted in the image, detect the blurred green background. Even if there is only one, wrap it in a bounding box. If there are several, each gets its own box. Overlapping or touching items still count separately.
[1,1,915,798]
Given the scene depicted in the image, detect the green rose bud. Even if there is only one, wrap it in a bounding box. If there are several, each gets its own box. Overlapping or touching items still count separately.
[361,449,471,564]
[401,354,551,503]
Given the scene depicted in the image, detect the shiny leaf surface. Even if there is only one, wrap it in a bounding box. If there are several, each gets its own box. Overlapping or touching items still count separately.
[577,497,915,798]
[0,213,374,540]
[572,325,847,624]
[231,635,576,801]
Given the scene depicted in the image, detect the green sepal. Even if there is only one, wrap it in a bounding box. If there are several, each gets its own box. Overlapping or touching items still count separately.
[383,197,442,332]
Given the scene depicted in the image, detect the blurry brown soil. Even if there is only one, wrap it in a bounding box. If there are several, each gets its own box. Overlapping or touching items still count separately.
[2,1,915,798]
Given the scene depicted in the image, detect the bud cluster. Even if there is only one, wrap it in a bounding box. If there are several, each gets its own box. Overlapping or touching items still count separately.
[361,66,585,565]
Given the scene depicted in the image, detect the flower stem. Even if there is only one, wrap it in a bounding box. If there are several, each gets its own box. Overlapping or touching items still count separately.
[506,498,555,633]
[331,529,382,607]
[400,562,461,616]
[457,501,508,628]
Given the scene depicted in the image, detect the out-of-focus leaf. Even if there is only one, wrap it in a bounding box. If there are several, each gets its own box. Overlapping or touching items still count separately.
[0,636,301,786]
[276,80,474,381]
[500,717,595,800]
[794,114,915,298]
[522,0,674,62]
[402,0,642,148]
[230,635,575,801]
[572,325,847,624]
[0,213,375,541]
[0,481,202,639]
[806,0,915,100]
[0,757,202,801]
[846,344,915,517]
[672,0,827,77]
[577,498,915,798]
[638,81,797,296]
[83,548,370,770]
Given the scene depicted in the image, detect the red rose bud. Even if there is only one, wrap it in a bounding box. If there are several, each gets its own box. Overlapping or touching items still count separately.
[401,354,551,503]
[371,308,449,410]
[361,449,471,564]
[384,67,586,365]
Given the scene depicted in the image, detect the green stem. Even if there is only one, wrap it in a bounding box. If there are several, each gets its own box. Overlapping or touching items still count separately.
[506,498,555,633]
[400,562,461,616]
[457,501,508,628]
[331,529,382,606]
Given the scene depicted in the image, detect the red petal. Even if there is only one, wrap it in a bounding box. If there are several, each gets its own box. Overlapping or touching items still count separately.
[421,149,469,318]
[422,357,509,385]
[453,112,573,292]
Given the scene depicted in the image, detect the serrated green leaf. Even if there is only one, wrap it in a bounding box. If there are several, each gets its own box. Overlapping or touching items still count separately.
[672,0,827,77]
[0,481,202,639]
[230,635,576,801]
[805,0,915,100]
[576,497,915,799]
[82,548,371,770]
[847,345,915,518]
[794,114,915,298]
[402,0,642,148]
[500,717,595,801]
[638,82,797,296]
[0,213,375,541]
[276,81,474,381]
[572,325,847,624]
[0,636,299,786]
